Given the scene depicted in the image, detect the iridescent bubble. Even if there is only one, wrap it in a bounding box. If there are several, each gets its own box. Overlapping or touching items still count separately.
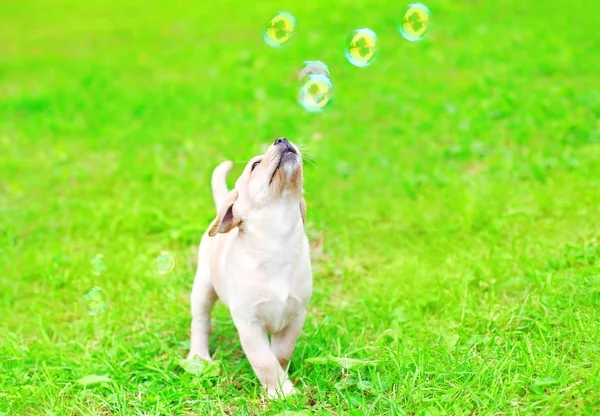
[156,251,175,275]
[297,60,333,113]
[82,287,109,315]
[298,60,331,82]
[399,3,432,42]
[90,254,106,275]
[298,73,333,114]
[263,11,296,48]
[344,28,379,67]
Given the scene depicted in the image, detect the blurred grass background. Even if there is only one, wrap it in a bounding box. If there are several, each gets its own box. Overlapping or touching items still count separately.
[1,0,599,414]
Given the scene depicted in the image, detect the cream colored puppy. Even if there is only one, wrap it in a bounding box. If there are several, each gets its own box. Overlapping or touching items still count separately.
[188,138,312,398]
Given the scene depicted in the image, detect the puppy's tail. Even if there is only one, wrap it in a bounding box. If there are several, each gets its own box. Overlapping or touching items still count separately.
[211,161,233,208]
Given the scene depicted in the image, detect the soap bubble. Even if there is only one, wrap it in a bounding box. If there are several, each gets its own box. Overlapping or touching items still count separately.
[298,71,333,114]
[263,11,296,48]
[156,251,175,275]
[90,254,106,275]
[297,60,333,113]
[344,28,379,67]
[298,60,331,82]
[399,3,431,42]
[82,287,109,315]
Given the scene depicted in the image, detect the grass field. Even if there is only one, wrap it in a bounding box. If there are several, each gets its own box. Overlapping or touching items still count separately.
[1,0,600,414]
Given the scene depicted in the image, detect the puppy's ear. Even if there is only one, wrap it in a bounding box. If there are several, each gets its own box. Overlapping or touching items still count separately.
[208,189,241,237]
[299,197,306,226]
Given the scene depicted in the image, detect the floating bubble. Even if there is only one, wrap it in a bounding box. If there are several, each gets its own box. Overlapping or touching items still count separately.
[263,11,296,48]
[298,60,331,82]
[344,28,379,67]
[156,251,175,275]
[298,73,333,114]
[90,254,106,275]
[82,287,109,315]
[297,60,333,113]
[399,3,431,42]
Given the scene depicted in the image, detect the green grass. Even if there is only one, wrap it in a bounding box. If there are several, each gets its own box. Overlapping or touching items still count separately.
[1,0,600,414]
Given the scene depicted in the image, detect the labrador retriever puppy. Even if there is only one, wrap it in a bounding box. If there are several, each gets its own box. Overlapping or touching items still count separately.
[188,137,312,398]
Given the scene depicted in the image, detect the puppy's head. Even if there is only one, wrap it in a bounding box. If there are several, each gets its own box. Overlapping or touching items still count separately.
[208,138,306,236]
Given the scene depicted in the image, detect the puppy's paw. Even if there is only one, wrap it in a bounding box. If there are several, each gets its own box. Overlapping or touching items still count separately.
[267,381,296,400]
[186,352,212,362]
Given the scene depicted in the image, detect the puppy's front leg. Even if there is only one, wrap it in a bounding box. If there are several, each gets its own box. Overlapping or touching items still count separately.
[234,319,294,398]
[188,270,216,361]
[271,311,306,371]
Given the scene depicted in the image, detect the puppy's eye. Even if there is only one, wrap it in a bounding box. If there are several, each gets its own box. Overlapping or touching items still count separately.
[251,161,260,171]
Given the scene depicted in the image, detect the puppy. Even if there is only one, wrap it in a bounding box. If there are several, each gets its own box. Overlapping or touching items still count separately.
[188,137,312,398]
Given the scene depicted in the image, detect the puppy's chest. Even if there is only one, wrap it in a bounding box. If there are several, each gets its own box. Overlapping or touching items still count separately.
[256,295,302,333]
[254,262,305,332]
[263,261,294,294]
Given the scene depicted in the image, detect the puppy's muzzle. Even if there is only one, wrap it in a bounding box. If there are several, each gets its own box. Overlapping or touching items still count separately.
[274,137,298,156]
[269,137,300,185]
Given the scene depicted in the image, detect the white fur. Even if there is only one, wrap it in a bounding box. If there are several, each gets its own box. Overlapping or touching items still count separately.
[188,139,312,399]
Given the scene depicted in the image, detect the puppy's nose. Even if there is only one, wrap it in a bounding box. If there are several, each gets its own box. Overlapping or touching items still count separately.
[274,137,297,154]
